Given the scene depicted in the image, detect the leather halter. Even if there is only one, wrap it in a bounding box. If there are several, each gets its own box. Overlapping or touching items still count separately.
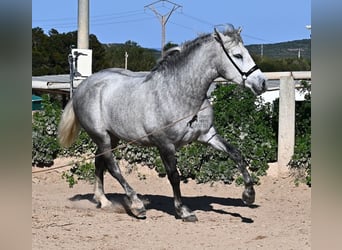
[215,29,259,85]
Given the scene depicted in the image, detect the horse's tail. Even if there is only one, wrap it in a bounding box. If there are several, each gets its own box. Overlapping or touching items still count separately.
[58,99,80,148]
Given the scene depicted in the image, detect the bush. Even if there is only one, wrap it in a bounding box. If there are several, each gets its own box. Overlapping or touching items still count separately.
[62,161,96,188]
[32,95,62,166]
[288,81,311,186]
[175,84,277,184]
[32,94,96,166]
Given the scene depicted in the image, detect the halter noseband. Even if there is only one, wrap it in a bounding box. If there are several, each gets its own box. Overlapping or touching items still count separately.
[215,29,259,84]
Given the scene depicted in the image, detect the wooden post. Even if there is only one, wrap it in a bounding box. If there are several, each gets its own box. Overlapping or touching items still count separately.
[277,75,295,170]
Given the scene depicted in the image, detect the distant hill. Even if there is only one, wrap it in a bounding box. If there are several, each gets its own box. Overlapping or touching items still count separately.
[246,39,311,60]
[105,39,311,62]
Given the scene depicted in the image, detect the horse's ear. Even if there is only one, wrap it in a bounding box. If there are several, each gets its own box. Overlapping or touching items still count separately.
[237,27,242,34]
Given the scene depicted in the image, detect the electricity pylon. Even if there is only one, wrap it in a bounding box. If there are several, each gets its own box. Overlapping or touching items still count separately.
[145,0,182,56]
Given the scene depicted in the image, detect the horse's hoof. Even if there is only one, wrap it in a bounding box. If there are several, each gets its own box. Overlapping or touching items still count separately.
[182,214,198,222]
[242,187,255,205]
[131,207,147,219]
[99,200,113,209]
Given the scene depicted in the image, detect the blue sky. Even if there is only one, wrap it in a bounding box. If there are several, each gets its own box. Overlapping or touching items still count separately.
[32,0,311,48]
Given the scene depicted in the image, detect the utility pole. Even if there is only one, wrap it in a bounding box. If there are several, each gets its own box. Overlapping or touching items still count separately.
[124,51,128,70]
[77,0,89,49]
[288,48,304,59]
[261,44,264,58]
[145,0,182,56]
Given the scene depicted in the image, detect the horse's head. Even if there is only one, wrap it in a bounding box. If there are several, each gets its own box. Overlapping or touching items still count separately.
[213,25,267,95]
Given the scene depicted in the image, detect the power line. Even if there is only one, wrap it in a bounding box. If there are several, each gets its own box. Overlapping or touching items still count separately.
[32,9,143,22]
[33,11,154,30]
[33,6,272,46]
[179,12,214,27]
[145,0,182,56]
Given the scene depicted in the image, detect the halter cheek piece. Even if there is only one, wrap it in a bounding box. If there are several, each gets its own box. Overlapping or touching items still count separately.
[214,29,259,85]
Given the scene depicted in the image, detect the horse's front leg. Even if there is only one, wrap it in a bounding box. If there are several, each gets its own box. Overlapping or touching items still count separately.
[198,127,255,205]
[158,145,198,222]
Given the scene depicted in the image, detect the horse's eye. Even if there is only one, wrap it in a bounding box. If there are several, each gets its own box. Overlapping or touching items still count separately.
[233,54,243,59]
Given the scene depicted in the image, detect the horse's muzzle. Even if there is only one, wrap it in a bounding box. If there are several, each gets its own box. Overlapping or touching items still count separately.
[252,79,267,95]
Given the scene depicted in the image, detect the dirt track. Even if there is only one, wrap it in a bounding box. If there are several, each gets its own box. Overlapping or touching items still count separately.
[32,159,311,249]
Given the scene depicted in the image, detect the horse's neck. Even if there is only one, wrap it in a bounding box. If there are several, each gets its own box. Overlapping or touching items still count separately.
[161,43,219,109]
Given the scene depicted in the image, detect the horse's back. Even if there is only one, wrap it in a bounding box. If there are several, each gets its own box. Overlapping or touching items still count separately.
[72,68,151,142]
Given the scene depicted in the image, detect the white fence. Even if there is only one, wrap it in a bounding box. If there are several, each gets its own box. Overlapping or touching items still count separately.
[265,71,311,173]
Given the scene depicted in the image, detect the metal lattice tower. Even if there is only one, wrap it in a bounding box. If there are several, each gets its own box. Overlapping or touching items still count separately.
[145,0,182,56]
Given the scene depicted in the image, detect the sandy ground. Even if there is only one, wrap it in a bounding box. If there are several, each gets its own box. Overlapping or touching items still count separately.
[32,159,311,250]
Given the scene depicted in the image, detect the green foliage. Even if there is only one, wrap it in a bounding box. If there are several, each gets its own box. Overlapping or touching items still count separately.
[177,145,237,184]
[247,39,311,60]
[288,81,311,186]
[177,85,277,183]
[253,55,311,72]
[289,134,311,186]
[32,28,108,75]
[62,161,96,188]
[248,40,311,72]
[115,143,159,168]
[213,85,277,172]
[32,95,96,166]
[32,95,62,166]
[103,41,157,71]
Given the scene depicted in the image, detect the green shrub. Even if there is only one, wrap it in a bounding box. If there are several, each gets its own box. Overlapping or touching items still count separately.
[32,95,62,166]
[62,161,96,188]
[32,94,96,166]
[175,84,277,184]
[115,143,159,168]
[212,85,277,174]
[288,81,311,186]
[289,134,311,186]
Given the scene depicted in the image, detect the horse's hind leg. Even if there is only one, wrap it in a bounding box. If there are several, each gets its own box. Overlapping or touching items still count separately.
[198,127,255,205]
[93,150,113,208]
[93,135,146,218]
[158,145,198,222]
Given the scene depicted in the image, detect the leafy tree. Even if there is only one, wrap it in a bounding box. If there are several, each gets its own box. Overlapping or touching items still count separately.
[104,40,156,71]
[32,27,108,75]
[252,55,311,72]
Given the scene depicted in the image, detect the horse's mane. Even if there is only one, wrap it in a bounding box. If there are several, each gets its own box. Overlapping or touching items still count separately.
[147,28,242,77]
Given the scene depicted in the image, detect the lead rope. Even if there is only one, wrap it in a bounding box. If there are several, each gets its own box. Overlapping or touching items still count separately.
[32,104,210,174]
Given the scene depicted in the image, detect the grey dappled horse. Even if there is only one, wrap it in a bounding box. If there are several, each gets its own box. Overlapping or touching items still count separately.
[58,26,267,222]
